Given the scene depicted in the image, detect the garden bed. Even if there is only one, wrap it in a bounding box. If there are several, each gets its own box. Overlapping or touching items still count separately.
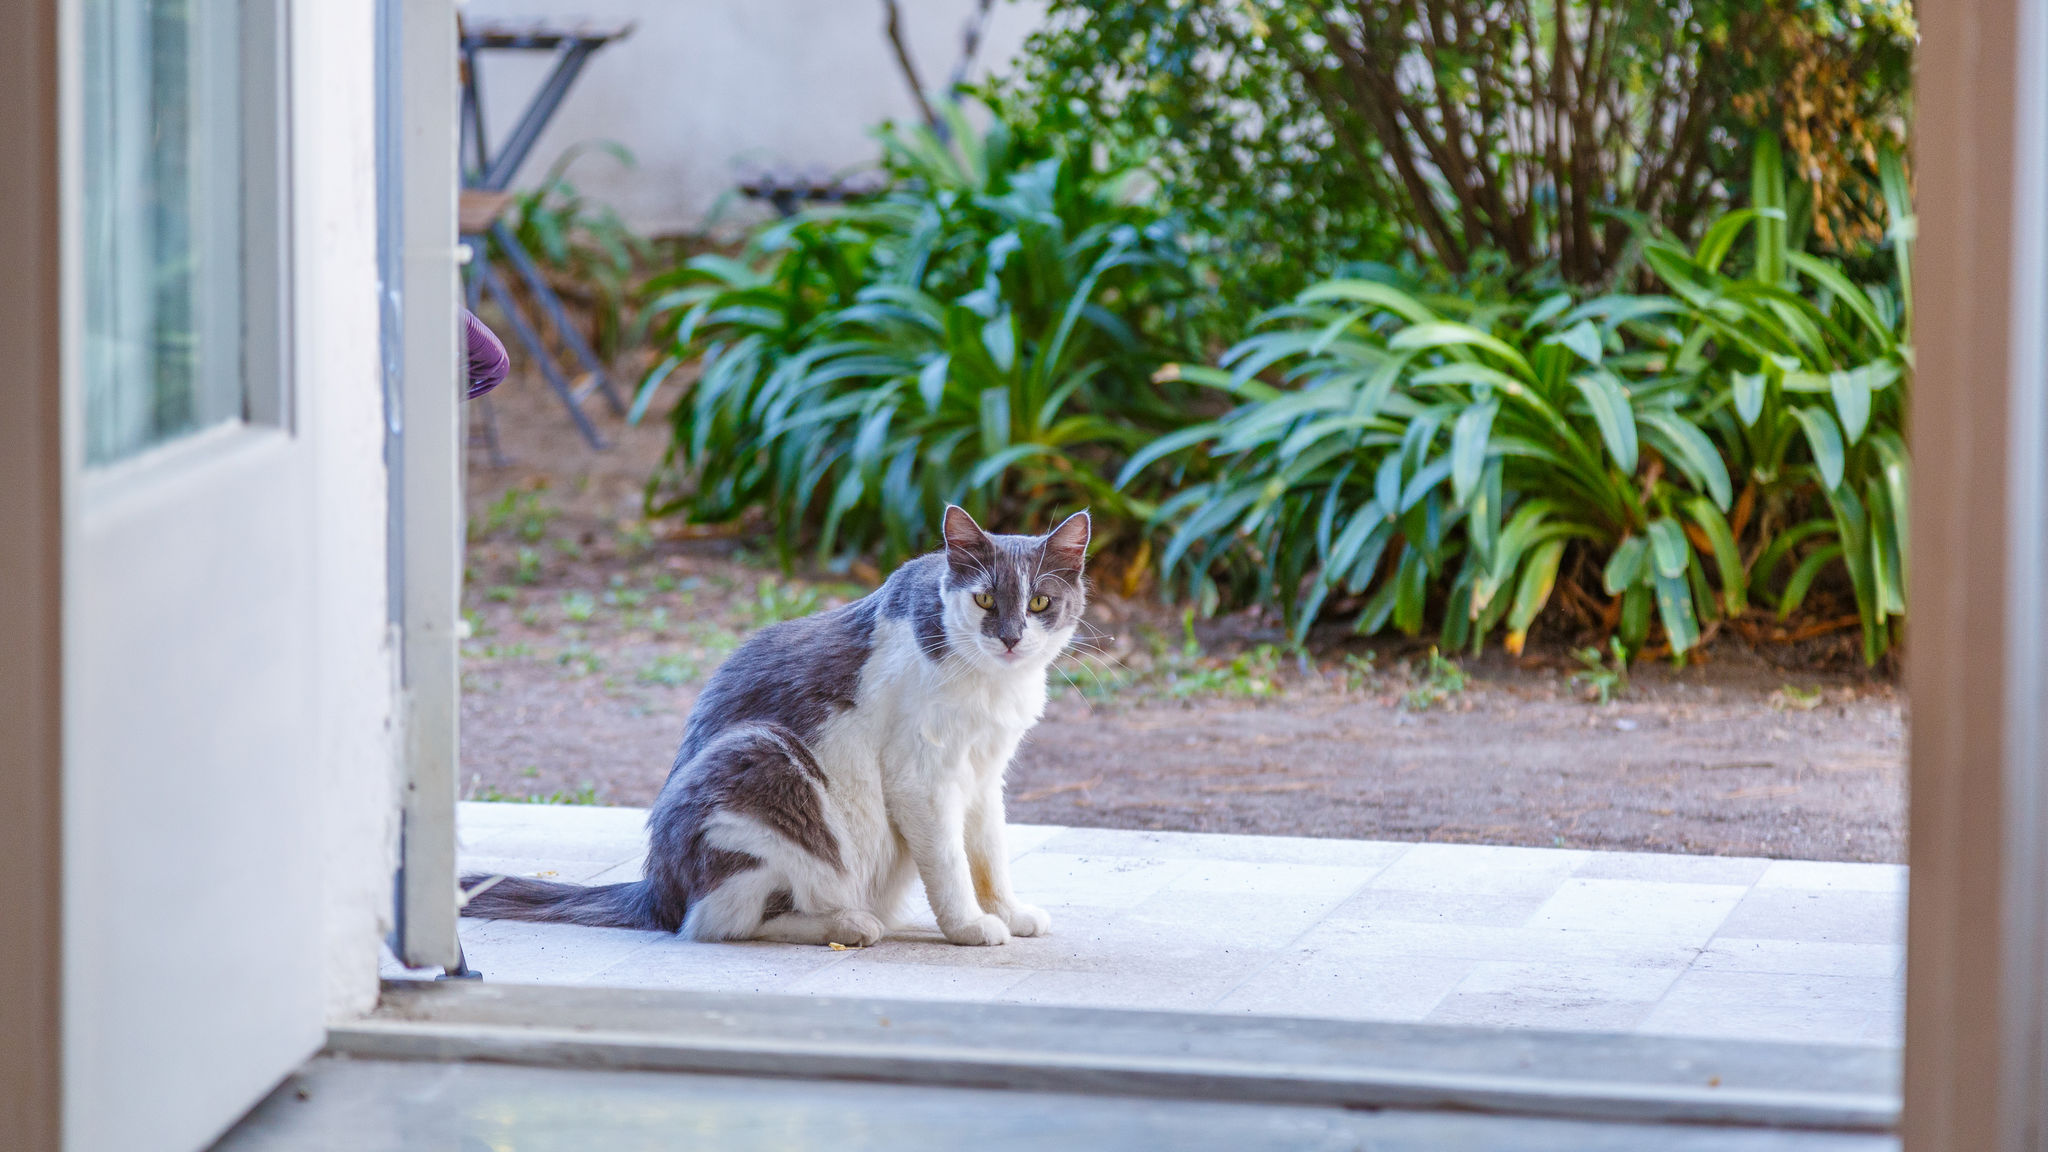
[458,370,1902,864]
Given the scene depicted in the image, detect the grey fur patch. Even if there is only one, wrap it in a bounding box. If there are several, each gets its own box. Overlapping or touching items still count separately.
[879,553,952,664]
[763,888,797,920]
[645,723,845,918]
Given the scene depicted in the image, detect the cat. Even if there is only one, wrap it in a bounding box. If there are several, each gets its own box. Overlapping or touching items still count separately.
[460,505,1090,947]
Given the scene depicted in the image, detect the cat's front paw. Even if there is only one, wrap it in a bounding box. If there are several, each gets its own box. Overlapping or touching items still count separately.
[1000,902,1051,937]
[827,911,886,948]
[942,912,1011,947]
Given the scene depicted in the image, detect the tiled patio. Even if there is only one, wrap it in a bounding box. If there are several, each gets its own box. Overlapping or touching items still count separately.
[422,801,1906,1047]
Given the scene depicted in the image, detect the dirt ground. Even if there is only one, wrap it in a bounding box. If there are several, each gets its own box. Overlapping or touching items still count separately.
[459,360,1906,864]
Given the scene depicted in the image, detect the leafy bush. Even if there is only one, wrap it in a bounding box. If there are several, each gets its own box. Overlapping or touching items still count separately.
[1133,140,1911,663]
[997,0,1914,297]
[631,104,1206,564]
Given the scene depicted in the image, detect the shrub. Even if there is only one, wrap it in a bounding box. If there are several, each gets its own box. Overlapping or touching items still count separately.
[1132,139,1912,663]
[631,104,1206,564]
[996,0,1914,297]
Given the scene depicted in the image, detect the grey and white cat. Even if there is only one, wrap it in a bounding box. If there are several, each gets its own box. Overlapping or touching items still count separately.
[462,506,1090,947]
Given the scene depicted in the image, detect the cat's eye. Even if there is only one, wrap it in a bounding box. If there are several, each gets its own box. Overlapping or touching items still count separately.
[1028,595,1051,612]
[973,592,995,610]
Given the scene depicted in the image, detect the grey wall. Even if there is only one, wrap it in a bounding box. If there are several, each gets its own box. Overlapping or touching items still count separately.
[462,0,1046,236]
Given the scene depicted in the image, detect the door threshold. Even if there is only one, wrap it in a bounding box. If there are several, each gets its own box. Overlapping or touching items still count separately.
[331,980,1899,1133]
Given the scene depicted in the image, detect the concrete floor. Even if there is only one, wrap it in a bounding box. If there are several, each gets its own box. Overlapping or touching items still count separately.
[413,802,1908,1047]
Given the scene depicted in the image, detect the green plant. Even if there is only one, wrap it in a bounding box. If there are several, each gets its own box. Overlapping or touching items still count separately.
[1570,638,1631,705]
[477,486,557,542]
[501,141,652,363]
[1168,644,1284,699]
[1128,136,1911,663]
[1132,268,1739,656]
[637,653,697,687]
[471,782,602,806]
[632,101,1205,565]
[555,643,602,676]
[560,591,597,623]
[1403,647,1469,711]
[1649,138,1913,663]
[513,548,543,586]
[998,0,1914,293]
[734,578,824,628]
[1340,652,1379,693]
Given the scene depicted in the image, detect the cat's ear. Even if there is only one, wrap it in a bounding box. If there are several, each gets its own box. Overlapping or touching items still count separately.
[1044,510,1091,573]
[942,505,991,553]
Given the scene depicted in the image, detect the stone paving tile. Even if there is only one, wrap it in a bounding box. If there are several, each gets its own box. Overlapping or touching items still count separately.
[1528,879,1747,946]
[1000,965,1272,1013]
[1036,827,1412,870]
[1214,953,1479,1022]
[580,938,851,994]
[1004,824,1069,857]
[1755,860,1908,893]
[1715,889,1907,946]
[448,803,1908,1046]
[1324,889,1548,928]
[1005,852,1196,911]
[786,957,1036,1002]
[1366,843,1592,897]
[1692,938,1905,978]
[458,855,627,886]
[1638,969,1904,1047]
[1572,852,1772,886]
[456,919,670,984]
[1427,991,1662,1032]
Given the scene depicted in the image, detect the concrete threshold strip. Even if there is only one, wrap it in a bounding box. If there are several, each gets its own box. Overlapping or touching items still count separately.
[333,981,1900,1135]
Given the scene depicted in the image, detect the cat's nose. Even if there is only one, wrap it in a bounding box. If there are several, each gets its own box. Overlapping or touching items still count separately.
[1000,635,1020,652]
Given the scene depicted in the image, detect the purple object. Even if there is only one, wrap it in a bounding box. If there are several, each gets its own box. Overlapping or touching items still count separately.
[464,310,511,399]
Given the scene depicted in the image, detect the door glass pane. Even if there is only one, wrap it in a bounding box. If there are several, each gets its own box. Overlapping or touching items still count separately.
[82,0,243,465]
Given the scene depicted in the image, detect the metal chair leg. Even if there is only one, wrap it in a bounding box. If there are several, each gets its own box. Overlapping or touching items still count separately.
[475,256,607,450]
[490,220,628,416]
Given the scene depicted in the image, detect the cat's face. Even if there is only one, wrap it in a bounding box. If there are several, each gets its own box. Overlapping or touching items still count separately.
[938,506,1090,671]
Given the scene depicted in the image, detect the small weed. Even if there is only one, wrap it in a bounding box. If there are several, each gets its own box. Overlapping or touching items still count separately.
[616,521,656,555]
[517,605,544,628]
[520,765,540,779]
[737,578,823,627]
[1340,652,1379,693]
[514,548,543,585]
[485,585,517,603]
[637,653,697,687]
[460,608,487,639]
[604,586,648,609]
[469,642,533,661]
[477,487,557,542]
[1170,645,1283,699]
[651,571,680,593]
[471,781,601,806]
[556,643,603,676]
[1570,638,1631,705]
[1054,656,1134,700]
[560,591,597,623]
[1772,684,1825,711]
[628,606,672,635]
[690,623,744,657]
[1403,647,1469,711]
[553,536,585,560]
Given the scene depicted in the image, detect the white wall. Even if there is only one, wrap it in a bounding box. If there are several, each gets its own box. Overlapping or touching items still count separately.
[461,0,1046,236]
[297,0,400,1021]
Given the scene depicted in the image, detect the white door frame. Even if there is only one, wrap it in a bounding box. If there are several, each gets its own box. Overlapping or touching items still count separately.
[389,0,465,975]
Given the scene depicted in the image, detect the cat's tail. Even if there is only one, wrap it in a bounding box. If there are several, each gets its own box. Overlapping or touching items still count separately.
[458,873,672,931]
